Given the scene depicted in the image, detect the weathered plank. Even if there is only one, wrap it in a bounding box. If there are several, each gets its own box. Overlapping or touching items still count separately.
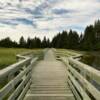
[61,55,100,100]
[68,64,100,100]
[0,52,38,100]
[68,57,100,85]
[24,50,75,100]
[68,72,91,100]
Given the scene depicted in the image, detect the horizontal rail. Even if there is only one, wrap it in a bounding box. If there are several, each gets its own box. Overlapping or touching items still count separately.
[0,57,31,82]
[61,56,100,100]
[0,52,38,100]
[69,57,100,85]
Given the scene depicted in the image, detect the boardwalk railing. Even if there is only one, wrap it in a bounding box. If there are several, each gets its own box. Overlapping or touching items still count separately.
[62,56,100,100]
[0,52,38,100]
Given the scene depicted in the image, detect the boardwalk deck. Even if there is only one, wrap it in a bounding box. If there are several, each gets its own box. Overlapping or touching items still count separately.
[24,50,75,100]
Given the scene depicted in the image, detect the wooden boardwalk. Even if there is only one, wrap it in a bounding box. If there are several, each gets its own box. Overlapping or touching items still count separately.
[0,49,99,100]
[24,50,75,100]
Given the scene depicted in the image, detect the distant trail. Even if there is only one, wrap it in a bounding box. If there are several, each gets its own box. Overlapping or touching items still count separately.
[44,49,56,61]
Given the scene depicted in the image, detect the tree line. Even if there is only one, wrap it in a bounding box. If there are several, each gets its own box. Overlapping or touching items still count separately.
[0,20,100,51]
[0,36,50,49]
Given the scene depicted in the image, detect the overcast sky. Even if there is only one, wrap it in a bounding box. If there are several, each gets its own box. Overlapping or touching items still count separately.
[0,0,100,41]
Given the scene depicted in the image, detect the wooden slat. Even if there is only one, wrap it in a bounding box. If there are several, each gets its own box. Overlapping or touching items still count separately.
[8,72,31,100]
[68,64,100,100]
[68,72,91,100]
[0,50,39,100]
[0,64,31,99]
[18,79,31,100]
[68,57,100,85]
[24,49,75,100]
[0,58,31,82]
[68,78,82,100]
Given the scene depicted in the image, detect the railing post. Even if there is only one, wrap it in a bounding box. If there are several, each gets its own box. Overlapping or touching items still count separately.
[0,52,38,99]
[8,73,15,82]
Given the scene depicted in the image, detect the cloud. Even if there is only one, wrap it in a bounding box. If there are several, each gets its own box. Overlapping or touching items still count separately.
[14,18,34,26]
[0,0,99,41]
[52,8,75,15]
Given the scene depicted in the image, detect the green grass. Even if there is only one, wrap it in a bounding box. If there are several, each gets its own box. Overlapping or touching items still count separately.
[0,48,40,69]
[56,49,82,57]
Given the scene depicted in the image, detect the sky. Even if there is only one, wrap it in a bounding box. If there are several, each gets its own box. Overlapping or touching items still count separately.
[0,0,100,41]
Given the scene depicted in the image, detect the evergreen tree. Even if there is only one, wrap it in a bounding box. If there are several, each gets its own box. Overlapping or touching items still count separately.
[60,31,68,48]
[47,38,50,48]
[26,37,32,48]
[34,37,41,48]
[42,37,47,48]
[19,36,26,48]
[82,25,95,50]
[93,20,100,50]
[0,37,18,48]
[94,20,100,40]
[0,19,100,50]
[68,30,79,49]
[52,33,61,48]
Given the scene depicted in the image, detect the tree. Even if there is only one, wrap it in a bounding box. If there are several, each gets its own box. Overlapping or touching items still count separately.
[0,37,18,48]
[60,31,68,48]
[68,30,79,49]
[94,20,100,40]
[19,36,26,48]
[94,20,100,50]
[0,19,100,50]
[34,37,41,48]
[47,38,50,48]
[82,25,95,50]
[26,37,32,48]
[52,33,61,48]
[41,37,47,48]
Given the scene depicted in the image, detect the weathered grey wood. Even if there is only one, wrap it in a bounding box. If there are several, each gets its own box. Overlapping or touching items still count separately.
[68,57,100,85]
[0,64,31,99]
[61,58,82,100]
[8,72,31,100]
[68,79,82,100]
[0,57,31,82]
[17,79,31,100]
[68,72,91,100]
[61,54,100,100]
[24,50,75,100]
[68,63,100,100]
[1,49,100,100]
[0,52,38,100]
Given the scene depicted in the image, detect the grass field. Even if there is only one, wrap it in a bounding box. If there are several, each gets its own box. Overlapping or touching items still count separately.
[0,48,43,94]
[0,48,35,69]
[56,49,82,57]
[0,48,82,70]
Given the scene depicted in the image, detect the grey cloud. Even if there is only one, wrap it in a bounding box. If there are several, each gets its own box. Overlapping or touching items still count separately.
[52,8,75,15]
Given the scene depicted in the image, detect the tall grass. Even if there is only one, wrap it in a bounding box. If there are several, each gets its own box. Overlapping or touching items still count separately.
[0,48,34,69]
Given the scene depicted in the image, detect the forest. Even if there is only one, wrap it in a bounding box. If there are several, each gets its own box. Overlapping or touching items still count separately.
[0,20,100,51]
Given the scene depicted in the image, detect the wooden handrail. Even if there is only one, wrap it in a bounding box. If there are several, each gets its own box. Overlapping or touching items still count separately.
[0,57,31,82]
[68,57,100,85]
[0,52,38,100]
[61,56,100,100]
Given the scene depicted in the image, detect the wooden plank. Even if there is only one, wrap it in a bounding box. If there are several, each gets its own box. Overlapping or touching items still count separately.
[24,50,75,100]
[68,78,82,100]
[64,59,79,98]
[68,72,91,100]
[18,79,31,100]
[68,57,100,85]
[0,58,31,82]
[68,64,100,100]
[8,72,31,100]
[0,64,31,99]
